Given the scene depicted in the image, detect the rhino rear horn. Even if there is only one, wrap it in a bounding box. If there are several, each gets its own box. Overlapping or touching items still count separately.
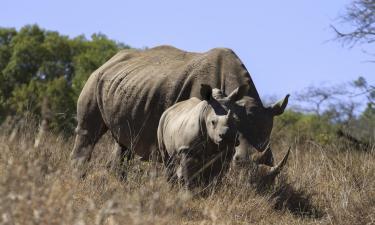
[266,147,291,177]
[251,143,271,164]
[271,94,290,116]
[226,110,233,119]
[227,84,249,102]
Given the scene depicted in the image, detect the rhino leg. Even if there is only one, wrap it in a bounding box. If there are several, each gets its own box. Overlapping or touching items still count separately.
[204,149,234,185]
[106,142,132,180]
[70,122,107,178]
[178,151,202,190]
[70,87,108,178]
[164,152,178,184]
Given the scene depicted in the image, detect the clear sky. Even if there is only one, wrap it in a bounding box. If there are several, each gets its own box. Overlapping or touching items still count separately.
[2,0,374,100]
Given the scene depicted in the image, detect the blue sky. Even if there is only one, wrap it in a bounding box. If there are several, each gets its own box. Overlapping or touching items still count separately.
[2,0,374,101]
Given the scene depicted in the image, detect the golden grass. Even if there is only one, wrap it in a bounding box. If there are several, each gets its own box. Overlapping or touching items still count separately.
[0,122,374,225]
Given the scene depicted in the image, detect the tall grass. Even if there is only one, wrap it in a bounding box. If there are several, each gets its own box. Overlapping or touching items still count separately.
[0,121,374,225]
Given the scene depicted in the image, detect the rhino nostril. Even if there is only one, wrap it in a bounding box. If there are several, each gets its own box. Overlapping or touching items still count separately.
[234,155,241,161]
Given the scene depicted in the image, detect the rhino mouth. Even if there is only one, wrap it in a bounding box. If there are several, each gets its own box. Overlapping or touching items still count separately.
[232,145,291,183]
[232,156,251,169]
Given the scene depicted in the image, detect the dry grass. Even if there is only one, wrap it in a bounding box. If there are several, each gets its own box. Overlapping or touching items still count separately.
[0,121,375,225]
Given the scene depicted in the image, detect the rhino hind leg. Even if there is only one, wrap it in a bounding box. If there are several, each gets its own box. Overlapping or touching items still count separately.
[70,103,108,178]
[70,122,107,178]
[164,152,178,184]
[106,142,132,180]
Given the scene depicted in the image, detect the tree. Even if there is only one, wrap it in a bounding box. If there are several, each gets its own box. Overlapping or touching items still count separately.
[0,28,17,117]
[8,80,45,116]
[272,110,338,145]
[349,77,375,143]
[330,1,375,144]
[71,33,129,100]
[2,25,47,97]
[43,77,76,134]
[38,31,74,81]
[0,24,128,135]
[330,1,375,108]
[331,0,375,47]
[294,84,350,116]
[353,76,375,106]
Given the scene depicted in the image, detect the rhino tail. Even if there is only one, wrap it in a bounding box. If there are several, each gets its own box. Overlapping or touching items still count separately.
[157,113,169,167]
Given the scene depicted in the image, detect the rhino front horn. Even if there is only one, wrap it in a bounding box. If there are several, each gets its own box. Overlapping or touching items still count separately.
[266,146,290,177]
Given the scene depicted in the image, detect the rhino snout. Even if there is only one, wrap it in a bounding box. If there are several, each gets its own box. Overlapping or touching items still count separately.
[218,126,235,143]
[232,153,249,168]
[219,127,229,138]
[233,155,241,162]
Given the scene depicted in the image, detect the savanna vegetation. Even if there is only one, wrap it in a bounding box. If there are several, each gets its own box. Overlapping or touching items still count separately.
[0,1,374,224]
[0,110,374,225]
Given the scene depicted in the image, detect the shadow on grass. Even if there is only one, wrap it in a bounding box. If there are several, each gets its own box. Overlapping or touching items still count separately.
[270,182,324,219]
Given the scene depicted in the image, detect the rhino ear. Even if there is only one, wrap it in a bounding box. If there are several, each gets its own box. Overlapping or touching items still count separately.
[200,84,212,101]
[227,84,249,102]
[271,94,290,116]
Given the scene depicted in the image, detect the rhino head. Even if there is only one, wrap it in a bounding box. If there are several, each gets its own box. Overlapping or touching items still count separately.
[211,84,290,185]
[200,84,236,145]
[249,145,290,188]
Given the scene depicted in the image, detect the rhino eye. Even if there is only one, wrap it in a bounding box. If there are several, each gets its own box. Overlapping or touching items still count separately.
[211,120,217,126]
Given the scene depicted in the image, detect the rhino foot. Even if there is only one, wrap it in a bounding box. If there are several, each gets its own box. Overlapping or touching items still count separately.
[71,157,89,179]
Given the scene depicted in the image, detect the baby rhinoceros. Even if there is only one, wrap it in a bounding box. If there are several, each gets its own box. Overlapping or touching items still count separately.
[157,84,238,190]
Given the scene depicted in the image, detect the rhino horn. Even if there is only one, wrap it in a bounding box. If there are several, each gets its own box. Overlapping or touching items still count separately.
[265,147,290,177]
[271,94,290,116]
[227,84,249,102]
[226,110,233,119]
[251,143,271,164]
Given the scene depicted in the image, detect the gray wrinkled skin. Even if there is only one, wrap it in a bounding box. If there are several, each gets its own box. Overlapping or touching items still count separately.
[207,88,289,168]
[157,86,237,188]
[70,45,289,179]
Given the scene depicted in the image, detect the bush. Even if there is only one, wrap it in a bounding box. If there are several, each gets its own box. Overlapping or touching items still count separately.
[273,110,337,145]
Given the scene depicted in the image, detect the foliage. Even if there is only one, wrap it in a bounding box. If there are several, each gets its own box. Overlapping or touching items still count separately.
[353,76,375,106]
[287,76,375,145]
[8,79,46,115]
[273,110,338,145]
[71,33,122,100]
[0,24,127,134]
[347,103,375,143]
[44,77,76,134]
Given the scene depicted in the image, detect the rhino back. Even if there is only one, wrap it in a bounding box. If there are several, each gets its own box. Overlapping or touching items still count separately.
[93,45,259,158]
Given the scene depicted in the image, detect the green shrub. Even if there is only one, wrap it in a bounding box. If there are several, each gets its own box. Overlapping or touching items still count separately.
[273,110,337,145]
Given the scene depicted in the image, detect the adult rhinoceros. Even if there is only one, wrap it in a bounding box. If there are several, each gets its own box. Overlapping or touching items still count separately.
[70,45,289,178]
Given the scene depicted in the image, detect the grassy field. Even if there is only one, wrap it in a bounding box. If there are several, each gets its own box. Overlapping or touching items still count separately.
[0,121,374,225]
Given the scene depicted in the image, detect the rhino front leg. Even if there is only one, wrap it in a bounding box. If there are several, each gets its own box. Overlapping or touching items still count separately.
[178,150,201,190]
